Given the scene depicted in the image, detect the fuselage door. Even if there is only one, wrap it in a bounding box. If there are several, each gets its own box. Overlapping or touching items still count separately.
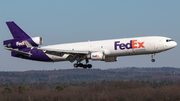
[155,40,164,51]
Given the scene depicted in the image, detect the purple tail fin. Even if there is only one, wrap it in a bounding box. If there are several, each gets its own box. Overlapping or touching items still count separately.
[4,21,39,49]
[6,21,31,40]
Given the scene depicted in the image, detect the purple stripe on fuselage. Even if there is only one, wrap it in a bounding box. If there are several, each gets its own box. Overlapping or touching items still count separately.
[12,48,53,62]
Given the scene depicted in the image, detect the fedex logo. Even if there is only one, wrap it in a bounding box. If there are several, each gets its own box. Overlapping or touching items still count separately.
[92,55,99,57]
[114,40,145,50]
[16,41,26,46]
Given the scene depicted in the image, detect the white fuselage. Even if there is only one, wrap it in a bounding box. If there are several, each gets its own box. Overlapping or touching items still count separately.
[41,36,177,62]
[4,22,178,68]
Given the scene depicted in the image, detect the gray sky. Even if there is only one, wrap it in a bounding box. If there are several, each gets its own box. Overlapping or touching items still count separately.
[0,1,180,71]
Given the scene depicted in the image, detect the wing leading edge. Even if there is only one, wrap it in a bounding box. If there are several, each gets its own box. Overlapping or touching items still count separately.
[24,41,90,56]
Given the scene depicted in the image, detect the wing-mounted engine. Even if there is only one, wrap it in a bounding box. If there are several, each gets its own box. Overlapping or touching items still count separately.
[87,51,117,62]
[4,37,43,49]
[89,52,105,61]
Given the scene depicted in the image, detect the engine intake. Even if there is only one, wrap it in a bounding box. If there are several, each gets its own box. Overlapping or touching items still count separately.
[32,37,43,45]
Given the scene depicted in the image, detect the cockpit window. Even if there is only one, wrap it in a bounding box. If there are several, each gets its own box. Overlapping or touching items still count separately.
[166,39,173,42]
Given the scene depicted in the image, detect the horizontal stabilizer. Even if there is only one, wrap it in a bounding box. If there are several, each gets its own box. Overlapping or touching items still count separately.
[5,48,31,56]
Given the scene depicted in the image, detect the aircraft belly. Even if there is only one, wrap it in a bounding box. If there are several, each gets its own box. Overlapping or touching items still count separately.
[46,54,68,62]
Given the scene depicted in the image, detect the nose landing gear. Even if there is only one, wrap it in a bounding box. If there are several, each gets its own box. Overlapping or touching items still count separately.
[151,54,155,62]
[151,59,155,62]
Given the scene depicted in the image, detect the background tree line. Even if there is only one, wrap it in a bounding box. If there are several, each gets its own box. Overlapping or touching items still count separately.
[0,67,180,100]
[0,80,180,101]
[0,67,180,84]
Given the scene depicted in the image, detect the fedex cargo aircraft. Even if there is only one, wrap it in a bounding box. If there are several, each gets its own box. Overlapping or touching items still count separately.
[3,21,177,68]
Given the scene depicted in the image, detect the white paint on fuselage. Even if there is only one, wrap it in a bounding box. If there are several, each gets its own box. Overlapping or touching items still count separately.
[42,36,177,62]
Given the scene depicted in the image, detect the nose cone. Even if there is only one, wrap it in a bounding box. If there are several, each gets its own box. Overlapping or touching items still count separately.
[171,41,177,48]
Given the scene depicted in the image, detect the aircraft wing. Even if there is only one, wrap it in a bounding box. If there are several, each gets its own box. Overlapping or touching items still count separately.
[39,48,92,62]
[24,40,89,55]
[5,48,31,56]
[24,41,94,62]
[40,48,89,55]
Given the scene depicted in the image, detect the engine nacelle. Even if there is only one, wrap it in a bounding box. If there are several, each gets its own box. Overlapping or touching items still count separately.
[87,52,118,62]
[4,37,43,49]
[90,52,105,61]
[105,57,118,62]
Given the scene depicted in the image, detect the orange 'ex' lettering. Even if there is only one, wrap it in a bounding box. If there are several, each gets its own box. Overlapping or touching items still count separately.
[132,40,145,49]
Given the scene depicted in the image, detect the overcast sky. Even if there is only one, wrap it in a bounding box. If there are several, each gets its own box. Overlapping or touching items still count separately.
[0,1,180,71]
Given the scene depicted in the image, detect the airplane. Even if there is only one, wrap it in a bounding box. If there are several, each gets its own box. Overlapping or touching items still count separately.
[3,21,177,68]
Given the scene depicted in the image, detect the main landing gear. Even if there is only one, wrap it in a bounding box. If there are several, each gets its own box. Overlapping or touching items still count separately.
[74,63,92,69]
[151,54,155,62]
[74,56,92,69]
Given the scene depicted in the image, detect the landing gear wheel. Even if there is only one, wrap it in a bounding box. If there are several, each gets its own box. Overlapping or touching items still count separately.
[87,64,92,68]
[74,63,78,68]
[83,65,88,69]
[73,58,93,68]
[151,59,155,62]
[79,63,83,67]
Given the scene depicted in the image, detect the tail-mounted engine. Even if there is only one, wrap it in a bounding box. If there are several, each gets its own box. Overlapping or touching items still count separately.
[4,37,43,49]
